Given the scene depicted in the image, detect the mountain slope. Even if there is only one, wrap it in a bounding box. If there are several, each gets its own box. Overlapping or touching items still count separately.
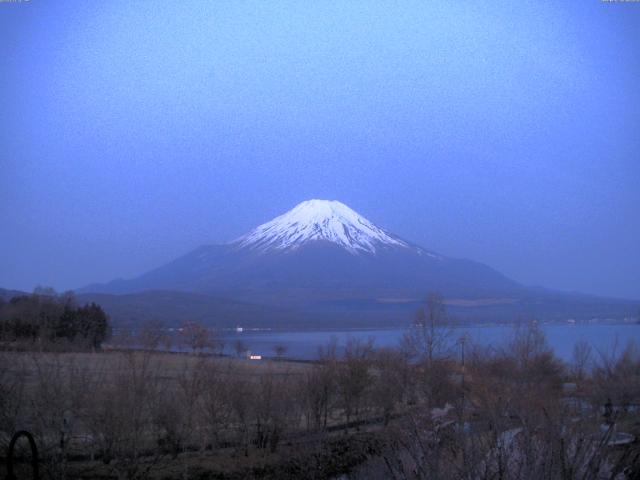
[79,199,638,325]
[81,199,521,304]
[76,290,303,328]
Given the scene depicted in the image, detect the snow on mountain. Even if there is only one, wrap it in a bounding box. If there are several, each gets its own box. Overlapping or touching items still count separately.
[78,199,637,326]
[233,199,411,254]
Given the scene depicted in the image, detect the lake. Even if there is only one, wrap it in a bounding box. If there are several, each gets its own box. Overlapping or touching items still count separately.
[218,323,640,362]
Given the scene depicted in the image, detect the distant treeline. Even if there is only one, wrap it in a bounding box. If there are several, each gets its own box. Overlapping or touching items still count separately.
[0,287,110,349]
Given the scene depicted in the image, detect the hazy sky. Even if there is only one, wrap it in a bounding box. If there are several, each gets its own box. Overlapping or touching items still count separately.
[1,1,639,299]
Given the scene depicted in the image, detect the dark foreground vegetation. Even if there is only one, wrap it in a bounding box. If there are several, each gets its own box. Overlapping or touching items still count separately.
[1,294,639,479]
[0,288,110,350]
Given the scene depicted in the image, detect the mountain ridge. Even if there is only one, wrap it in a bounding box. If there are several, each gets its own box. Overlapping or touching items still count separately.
[76,200,638,325]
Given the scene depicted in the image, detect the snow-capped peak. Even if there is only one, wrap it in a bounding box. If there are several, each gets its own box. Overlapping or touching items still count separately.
[233,199,410,254]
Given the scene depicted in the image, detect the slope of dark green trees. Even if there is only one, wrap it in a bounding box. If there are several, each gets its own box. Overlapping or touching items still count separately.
[0,288,110,349]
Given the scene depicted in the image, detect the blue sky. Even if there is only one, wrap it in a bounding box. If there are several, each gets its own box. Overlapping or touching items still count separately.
[1,1,639,299]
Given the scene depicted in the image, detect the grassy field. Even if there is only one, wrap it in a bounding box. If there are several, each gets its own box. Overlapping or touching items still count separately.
[1,333,639,479]
[0,349,387,479]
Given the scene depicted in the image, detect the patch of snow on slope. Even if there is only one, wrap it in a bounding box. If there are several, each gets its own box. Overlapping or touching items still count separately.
[233,199,410,254]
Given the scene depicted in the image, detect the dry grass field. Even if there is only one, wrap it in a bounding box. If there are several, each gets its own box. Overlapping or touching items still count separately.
[1,327,640,479]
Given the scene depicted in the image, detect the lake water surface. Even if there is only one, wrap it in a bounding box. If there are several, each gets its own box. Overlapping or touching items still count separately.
[219,323,640,362]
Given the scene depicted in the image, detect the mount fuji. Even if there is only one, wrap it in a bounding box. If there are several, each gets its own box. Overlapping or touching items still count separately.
[234,199,414,254]
[83,200,519,298]
[79,200,637,326]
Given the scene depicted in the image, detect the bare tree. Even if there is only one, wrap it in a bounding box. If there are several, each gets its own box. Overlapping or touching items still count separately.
[137,320,168,351]
[371,348,409,425]
[28,352,96,479]
[336,337,374,429]
[153,356,207,475]
[180,321,213,354]
[592,339,640,409]
[571,339,592,381]
[507,320,551,369]
[300,365,333,430]
[273,343,287,359]
[224,371,254,456]
[84,351,168,480]
[300,340,340,431]
[252,367,301,452]
[200,360,233,449]
[403,293,452,365]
